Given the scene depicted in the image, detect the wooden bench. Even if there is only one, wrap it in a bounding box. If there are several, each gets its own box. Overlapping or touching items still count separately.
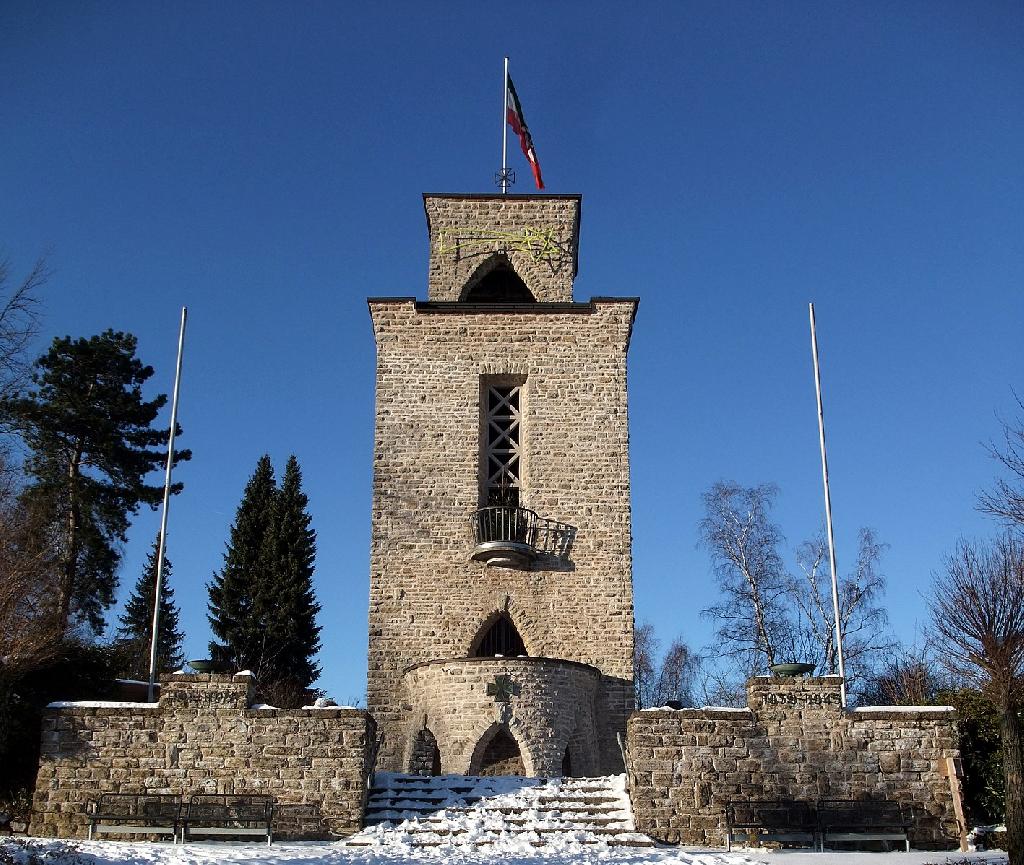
[87,794,182,842]
[817,799,910,852]
[725,800,817,850]
[180,794,274,845]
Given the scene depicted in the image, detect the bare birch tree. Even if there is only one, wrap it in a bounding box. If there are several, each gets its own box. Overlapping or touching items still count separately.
[700,481,893,697]
[700,482,791,671]
[788,526,893,692]
[929,534,1024,864]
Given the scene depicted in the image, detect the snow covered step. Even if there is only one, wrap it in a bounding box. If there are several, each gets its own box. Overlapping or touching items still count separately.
[367,823,632,837]
[364,801,630,821]
[346,773,655,849]
[365,797,627,811]
[345,830,654,848]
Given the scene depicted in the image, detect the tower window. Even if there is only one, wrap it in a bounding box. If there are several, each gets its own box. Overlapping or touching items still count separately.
[483,384,522,506]
[464,261,535,303]
[472,613,527,657]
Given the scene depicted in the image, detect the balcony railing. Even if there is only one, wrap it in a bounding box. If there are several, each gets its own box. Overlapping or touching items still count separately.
[471,506,575,567]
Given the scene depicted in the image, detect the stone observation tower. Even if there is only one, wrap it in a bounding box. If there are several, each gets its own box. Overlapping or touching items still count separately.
[367,194,638,777]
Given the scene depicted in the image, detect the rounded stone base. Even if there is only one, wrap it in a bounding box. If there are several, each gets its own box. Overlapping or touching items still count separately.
[402,656,601,777]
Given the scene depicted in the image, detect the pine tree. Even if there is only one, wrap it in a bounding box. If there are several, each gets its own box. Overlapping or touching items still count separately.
[206,455,321,703]
[114,535,184,679]
[0,331,190,633]
[264,456,321,689]
[207,455,277,673]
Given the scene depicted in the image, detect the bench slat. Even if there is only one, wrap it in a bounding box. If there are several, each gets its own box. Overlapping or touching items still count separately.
[93,825,178,835]
[181,795,274,846]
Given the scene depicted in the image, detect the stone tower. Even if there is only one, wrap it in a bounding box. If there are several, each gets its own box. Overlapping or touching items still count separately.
[367,193,637,777]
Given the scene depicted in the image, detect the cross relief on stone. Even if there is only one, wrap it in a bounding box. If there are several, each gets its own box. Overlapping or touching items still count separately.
[486,674,520,703]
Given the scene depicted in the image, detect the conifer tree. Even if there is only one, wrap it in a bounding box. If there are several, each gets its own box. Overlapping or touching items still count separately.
[208,455,276,672]
[206,455,321,701]
[264,456,321,689]
[1,330,190,633]
[115,535,184,679]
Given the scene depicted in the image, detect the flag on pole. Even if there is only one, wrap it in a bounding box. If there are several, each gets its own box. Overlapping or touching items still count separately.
[506,76,544,190]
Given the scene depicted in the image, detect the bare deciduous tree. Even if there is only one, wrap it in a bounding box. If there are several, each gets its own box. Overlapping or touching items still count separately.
[634,622,658,709]
[700,482,790,671]
[789,527,893,695]
[0,456,61,683]
[0,257,45,405]
[929,534,1024,863]
[653,637,697,708]
[634,622,698,708]
[700,482,893,698]
[979,395,1024,528]
[858,643,946,707]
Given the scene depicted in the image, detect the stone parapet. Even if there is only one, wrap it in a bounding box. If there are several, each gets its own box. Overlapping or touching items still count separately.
[403,656,600,777]
[626,677,960,849]
[30,674,376,840]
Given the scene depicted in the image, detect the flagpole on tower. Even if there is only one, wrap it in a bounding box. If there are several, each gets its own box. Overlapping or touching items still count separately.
[501,57,510,194]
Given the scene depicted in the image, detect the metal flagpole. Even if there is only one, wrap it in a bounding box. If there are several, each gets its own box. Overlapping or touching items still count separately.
[147,306,187,703]
[809,302,846,707]
[501,57,510,194]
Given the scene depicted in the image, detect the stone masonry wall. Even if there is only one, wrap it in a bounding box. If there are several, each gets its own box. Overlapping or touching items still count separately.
[31,673,375,840]
[403,657,601,777]
[367,294,637,774]
[626,677,961,849]
[423,194,581,302]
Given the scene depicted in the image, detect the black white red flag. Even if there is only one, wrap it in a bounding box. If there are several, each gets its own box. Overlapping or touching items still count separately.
[506,76,544,190]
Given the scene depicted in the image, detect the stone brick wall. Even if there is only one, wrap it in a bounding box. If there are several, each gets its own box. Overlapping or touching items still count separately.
[30,673,375,840]
[423,194,581,302]
[367,291,637,774]
[626,677,961,849]
[403,657,601,777]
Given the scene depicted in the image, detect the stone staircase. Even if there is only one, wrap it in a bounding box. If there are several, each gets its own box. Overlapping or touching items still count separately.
[342,773,654,849]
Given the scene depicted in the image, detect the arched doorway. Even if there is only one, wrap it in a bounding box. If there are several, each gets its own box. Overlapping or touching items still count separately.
[472,724,525,776]
[409,727,441,776]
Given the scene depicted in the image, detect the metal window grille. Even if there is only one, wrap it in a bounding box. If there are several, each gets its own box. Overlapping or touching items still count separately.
[484,385,522,505]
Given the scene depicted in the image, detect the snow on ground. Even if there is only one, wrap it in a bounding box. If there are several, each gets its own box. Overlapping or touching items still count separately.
[44,702,158,710]
[850,708,954,714]
[0,838,1009,865]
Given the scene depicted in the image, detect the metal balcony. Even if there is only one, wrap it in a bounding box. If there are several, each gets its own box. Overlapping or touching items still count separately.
[471,506,575,568]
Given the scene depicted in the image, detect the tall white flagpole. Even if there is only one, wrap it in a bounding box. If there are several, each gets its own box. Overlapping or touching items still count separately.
[501,57,509,194]
[147,306,187,703]
[809,302,846,707]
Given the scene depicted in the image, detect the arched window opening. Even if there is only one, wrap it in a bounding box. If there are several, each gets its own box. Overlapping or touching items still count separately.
[477,727,525,776]
[409,728,442,777]
[463,261,535,303]
[472,613,527,658]
[561,745,573,778]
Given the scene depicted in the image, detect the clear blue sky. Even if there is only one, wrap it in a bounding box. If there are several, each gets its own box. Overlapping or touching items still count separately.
[2,2,1021,702]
